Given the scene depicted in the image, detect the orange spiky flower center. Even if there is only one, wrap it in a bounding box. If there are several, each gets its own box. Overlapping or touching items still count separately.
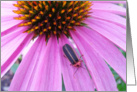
[13,1,92,41]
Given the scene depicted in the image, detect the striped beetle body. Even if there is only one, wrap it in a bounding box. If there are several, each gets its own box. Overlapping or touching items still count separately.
[63,44,83,67]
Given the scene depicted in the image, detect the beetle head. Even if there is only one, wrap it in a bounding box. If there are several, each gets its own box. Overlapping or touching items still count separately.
[73,61,81,67]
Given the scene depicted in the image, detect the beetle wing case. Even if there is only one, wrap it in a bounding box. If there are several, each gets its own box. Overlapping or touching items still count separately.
[63,44,79,65]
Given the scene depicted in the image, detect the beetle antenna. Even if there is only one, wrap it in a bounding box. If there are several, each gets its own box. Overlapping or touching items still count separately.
[80,55,83,59]
[73,67,79,77]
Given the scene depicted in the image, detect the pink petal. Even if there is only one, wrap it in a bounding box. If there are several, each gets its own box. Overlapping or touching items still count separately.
[84,18,126,51]
[70,30,118,91]
[92,3,126,16]
[1,1,17,16]
[1,1,23,32]
[1,1,20,22]
[1,33,33,78]
[59,35,94,91]
[9,36,44,91]
[1,9,19,23]
[1,32,28,65]
[1,8,17,16]
[74,26,126,82]
[1,23,24,37]
[1,18,23,32]
[90,11,126,28]
[1,15,19,23]
[35,36,62,91]
[1,1,17,9]
[93,1,126,4]
[1,4,17,18]
[1,26,29,46]
[9,36,62,91]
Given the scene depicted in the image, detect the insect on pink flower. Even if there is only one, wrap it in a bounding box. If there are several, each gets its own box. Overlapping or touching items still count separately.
[1,1,126,91]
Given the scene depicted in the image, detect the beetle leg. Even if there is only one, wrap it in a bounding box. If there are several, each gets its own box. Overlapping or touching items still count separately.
[79,59,83,62]
[73,67,79,78]
[80,54,84,59]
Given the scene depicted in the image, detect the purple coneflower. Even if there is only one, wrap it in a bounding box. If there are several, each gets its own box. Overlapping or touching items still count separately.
[1,1,126,91]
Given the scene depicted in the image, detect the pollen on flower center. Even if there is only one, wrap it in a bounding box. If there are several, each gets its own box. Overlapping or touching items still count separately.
[13,1,92,41]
